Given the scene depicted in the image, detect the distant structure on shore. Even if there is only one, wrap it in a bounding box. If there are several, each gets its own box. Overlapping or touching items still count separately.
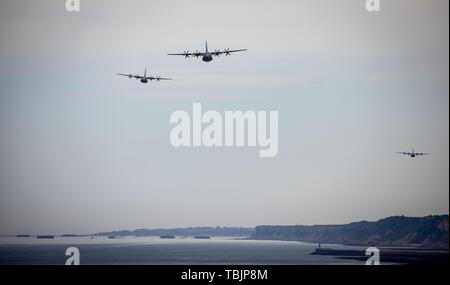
[194,236,211,239]
[312,247,449,265]
[160,235,176,239]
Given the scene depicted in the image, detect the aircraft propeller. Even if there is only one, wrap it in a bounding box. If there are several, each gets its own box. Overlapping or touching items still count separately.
[224,48,231,56]
[183,51,190,58]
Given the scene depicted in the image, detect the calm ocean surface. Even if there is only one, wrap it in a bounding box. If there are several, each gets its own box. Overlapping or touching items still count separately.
[0,236,368,265]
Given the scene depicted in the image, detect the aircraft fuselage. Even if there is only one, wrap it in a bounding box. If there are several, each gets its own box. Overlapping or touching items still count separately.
[141,78,148,83]
[202,53,213,62]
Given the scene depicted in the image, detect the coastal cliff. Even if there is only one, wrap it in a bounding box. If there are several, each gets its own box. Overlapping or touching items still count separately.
[250,215,449,249]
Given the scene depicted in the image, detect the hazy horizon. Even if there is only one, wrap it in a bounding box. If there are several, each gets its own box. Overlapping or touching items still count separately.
[0,0,448,235]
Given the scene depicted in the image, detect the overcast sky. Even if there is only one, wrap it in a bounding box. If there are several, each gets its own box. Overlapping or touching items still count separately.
[0,0,448,235]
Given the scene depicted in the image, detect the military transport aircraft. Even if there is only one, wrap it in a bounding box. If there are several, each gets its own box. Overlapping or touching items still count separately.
[167,42,247,62]
[397,148,430,158]
[117,69,172,84]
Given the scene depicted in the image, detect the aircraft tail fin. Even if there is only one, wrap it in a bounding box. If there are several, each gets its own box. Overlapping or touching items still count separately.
[205,41,208,52]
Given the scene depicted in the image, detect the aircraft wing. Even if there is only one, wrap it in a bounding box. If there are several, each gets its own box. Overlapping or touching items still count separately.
[397,152,411,155]
[147,77,172,81]
[212,49,247,56]
[416,153,430,156]
[167,52,205,58]
[117,73,142,79]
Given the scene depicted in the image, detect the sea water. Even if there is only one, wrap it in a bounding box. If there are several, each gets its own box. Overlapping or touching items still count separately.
[0,236,367,265]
